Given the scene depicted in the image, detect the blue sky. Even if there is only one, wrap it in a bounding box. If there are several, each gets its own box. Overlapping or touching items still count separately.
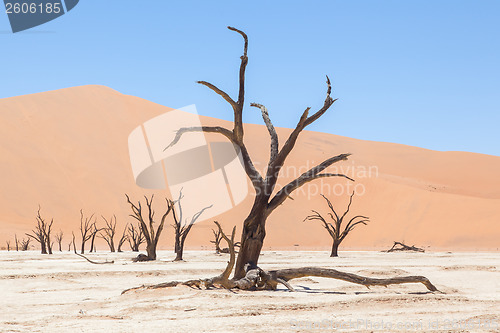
[1,0,499,156]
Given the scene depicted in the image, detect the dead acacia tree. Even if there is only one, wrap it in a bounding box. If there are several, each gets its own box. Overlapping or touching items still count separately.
[79,210,95,254]
[117,225,128,252]
[165,26,353,278]
[99,215,117,252]
[54,230,63,252]
[89,223,102,253]
[20,238,31,251]
[304,192,369,257]
[14,234,19,251]
[171,191,212,261]
[6,240,10,251]
[126,194,173,261]
[127,222,144,252]
[124,26,439,293]
[26,207,53,254]
[210,221,223,254]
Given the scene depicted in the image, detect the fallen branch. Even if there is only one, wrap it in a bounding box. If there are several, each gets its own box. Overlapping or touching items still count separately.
[72,232,114,264]
[75,252,114,265]
[386,241,425,253]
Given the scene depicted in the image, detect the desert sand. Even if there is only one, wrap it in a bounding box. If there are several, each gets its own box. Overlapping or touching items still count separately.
[1,250,499,332]
[0,85,499,252]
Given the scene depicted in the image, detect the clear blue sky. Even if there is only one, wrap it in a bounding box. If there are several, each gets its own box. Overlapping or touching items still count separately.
[1,1,499,156]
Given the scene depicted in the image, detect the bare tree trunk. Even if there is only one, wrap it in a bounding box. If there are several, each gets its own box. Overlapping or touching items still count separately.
[331,241,340,257]
[146,242,157,261]
[234,200,267,279]
[174,240,184,261]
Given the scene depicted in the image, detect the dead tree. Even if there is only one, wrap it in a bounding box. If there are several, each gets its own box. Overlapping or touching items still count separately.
[172,191,212,261]
[14,234,19,251]
[20,238,31,251]
[79,210,95,254]
[210,221,223,254]
[89,223,102,253]
[117,225,128,252]
[126,194,173,260]
[166,27,353,279]
[6,240,10,251]
[127,222,144,252]
[26,207,53,254]
[304,192,369,257]
[386,241,425,253]
[123,27,438,293]
[99,215,117,252]
[54,230,63,252]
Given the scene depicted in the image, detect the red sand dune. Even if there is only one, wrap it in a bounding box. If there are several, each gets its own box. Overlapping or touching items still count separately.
[1,86,499,251]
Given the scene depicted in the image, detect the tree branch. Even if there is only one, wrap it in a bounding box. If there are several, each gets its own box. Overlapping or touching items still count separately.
[265,76,338,192]
[197,81,237,109]
[250,103,278,163]
[164,126,264,189]
[268,154,353,211]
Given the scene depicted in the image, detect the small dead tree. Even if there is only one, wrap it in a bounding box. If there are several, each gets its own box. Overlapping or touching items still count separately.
[127,222,144,252]
[210,221,223,254]
[99,215,117,252]
[26,207,54,254]
[304,192,369,257]
[89,223,102,253]
[54,230,63,252]
[20,238,31,251]
[117,225,128,252]
[79,210,95,254]
[126,194,173,261]
[14,234,19,251]
[172,192,212,261]
[6,240,10,251]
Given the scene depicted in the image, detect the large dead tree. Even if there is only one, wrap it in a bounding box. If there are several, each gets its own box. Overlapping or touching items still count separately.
[304,192,369,257]
[54,230,63,252]
[79,210,95,254]
[124,26,439,293]
[126,194,173,260]
[171,191,212,261]
[99,215,117,252]
[166,27,353,278]
[26,207,53,254]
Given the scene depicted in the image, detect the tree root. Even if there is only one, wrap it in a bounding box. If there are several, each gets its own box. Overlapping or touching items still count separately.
[121,224,440,295]
[121,264,440,294]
